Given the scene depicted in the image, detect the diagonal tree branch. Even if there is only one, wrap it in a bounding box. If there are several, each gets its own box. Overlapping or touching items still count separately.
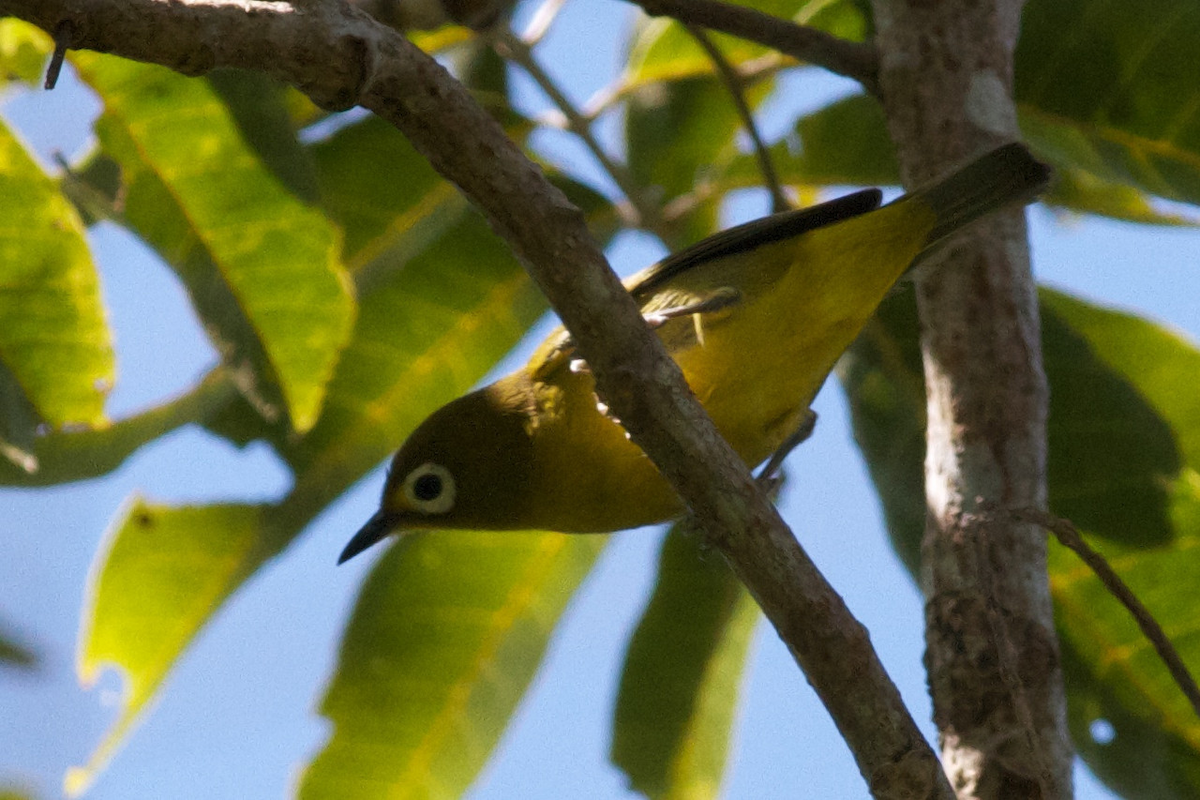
[3,1,949,795]
[627,0,879,95]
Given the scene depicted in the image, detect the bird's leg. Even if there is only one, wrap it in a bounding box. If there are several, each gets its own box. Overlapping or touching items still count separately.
[756,409,817,490]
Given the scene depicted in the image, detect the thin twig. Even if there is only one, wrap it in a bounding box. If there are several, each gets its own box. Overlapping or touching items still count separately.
[628,0,879,96]
[683,23,789,213]
[491,28,660,230]
[1012,507,1200,721]
[45,19,73,89]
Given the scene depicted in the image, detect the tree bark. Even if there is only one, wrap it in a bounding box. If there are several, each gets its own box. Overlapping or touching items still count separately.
[868,1,1073,797]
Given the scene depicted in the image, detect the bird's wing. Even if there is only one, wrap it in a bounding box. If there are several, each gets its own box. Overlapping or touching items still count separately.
[627,188,882,302]
[529,188,883,381]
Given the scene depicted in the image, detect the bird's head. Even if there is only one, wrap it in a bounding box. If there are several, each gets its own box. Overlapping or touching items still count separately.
[338,376,536,563]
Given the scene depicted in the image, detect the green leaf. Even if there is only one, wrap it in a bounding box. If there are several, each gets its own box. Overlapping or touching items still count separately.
[726,92,1193,225]
[623,3,865,245]
[311,115,462,273]
[1048,169,1199,227]
[72,54,355,434]
[0,369,237,488]
[299,530,606,800]
[0,18,51,86]
[836,293,926,575]
[1040,292,1200,799]
[0,117,115,470]
[840,287,1200,798]
[625,74,744,242]
[206,68,321,204]
[612,529,758,800]
[67,208,548,793]
[58,149,124,227]
[69,498,271,797]
[767,92,898,187]
[1016,0,1200,206]
[622,0,865,89]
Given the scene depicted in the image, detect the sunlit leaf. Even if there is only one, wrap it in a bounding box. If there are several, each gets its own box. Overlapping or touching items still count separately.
[1048,169,1199,227]
[278,210,545,496]
[72,54,354,434]
[67,209,550,794]
[0,18,51,86]
[840,287,1200,798]
[206,68,320,203]
[69,498,271,797]
[299,530,605,799]
[612,528,758,799]
[622,0,865,89]
[0,118,114,471]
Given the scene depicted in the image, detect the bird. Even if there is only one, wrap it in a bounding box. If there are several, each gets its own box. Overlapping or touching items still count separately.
[339,142,1050,564]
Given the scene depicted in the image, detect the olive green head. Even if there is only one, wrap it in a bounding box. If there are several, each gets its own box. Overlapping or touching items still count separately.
[338,377,536,563]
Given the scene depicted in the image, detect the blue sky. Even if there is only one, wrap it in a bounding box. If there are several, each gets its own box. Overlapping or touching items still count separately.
[5,2,1199,798]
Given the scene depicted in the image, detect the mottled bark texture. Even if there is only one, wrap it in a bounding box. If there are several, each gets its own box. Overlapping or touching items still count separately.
[868,1,1073,797]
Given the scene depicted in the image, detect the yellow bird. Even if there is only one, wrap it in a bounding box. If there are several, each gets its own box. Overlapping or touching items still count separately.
[340,143,1048,563]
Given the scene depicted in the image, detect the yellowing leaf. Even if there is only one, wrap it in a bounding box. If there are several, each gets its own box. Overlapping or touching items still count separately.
[0,18,52,86]
[0,118,114,469]
[69,499,270,797]
[73,54,354,433]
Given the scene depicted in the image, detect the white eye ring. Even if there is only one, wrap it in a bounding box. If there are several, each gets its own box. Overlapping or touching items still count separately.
[402,462,456,514]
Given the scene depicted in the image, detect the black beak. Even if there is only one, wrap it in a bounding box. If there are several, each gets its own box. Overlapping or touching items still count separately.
[338,510,400,564]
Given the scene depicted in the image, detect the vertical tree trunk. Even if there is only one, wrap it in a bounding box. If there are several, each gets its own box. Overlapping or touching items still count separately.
[867,1,1073,797]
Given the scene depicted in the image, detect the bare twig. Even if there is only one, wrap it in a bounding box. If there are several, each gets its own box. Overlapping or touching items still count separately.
[1012,507,1200,721]
[45,19,73,89]
[628,0,879,96]
[490,28,659,230]
[683,22,788,213]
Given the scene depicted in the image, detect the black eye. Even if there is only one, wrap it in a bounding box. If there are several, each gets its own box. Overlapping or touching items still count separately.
[413,472,443,501]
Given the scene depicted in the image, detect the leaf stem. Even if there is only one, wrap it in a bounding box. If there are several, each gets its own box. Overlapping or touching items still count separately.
[491,28,660,230]
[1012,507,1200,721]
[683,22,788,213]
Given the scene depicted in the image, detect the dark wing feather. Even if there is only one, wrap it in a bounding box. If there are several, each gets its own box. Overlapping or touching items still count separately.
[529,188,883,382]
[629,188,882,301]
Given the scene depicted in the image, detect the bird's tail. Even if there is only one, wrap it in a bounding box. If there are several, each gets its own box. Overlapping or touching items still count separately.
[906,142,1051,249]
